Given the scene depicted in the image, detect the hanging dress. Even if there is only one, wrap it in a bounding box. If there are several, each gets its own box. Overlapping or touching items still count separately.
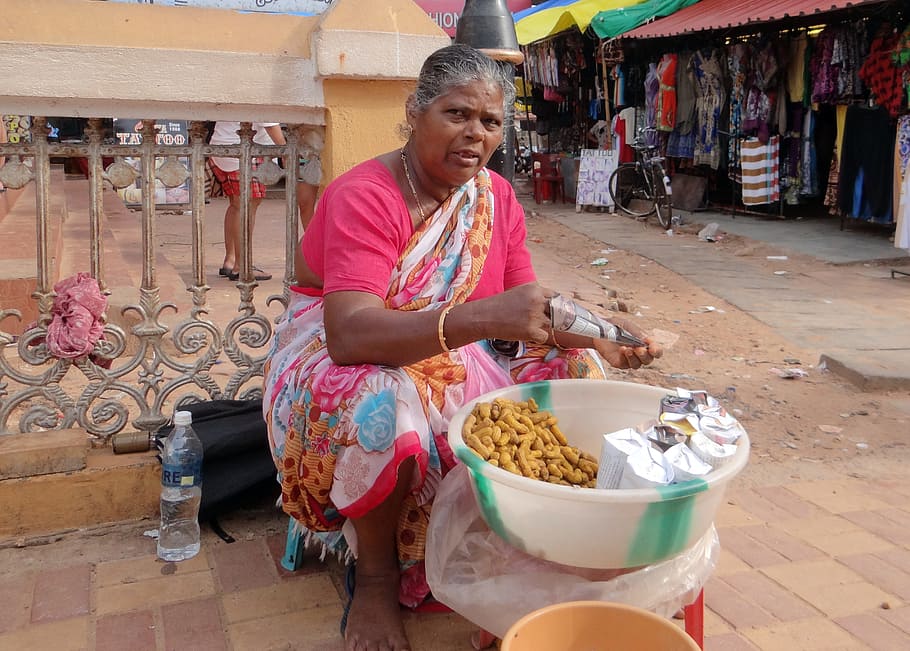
[655,53,678,132]
[692,49,726,170]
[644,62,660,148]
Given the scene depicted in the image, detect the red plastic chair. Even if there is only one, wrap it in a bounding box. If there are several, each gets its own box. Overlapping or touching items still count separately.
[531,152,565,204]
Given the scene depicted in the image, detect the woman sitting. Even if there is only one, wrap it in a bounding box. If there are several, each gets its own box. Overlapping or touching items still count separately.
[263,44,662,651]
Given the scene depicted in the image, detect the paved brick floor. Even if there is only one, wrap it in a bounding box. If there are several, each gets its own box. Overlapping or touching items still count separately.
[2,194,908,649]
[1,473,908,650]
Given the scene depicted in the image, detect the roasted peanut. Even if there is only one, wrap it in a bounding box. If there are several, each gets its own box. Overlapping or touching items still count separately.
[463,397,598,487]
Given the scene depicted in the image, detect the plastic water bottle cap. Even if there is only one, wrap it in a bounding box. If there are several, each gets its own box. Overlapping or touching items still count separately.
[174,411,193,426]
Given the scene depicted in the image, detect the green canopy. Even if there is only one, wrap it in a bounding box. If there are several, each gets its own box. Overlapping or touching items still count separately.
[590,0,700,39]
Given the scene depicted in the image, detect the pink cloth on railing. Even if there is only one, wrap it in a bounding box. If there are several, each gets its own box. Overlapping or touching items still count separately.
[46,273,107,359]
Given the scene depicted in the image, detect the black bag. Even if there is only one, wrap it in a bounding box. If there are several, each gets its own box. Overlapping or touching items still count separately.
[155,399,278,522]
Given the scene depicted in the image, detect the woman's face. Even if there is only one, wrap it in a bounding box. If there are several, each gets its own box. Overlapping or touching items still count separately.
[407,80,505,193]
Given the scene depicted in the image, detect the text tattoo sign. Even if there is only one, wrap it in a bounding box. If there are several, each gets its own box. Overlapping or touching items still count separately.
[112,119,191,206]
[576,149,618,209]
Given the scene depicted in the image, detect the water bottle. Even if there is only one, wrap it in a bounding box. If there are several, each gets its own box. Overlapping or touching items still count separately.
[157,410,203,561]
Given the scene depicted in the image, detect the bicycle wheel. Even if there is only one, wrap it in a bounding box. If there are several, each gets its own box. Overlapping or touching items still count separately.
[608,164,655,218]
[651,163,673,229]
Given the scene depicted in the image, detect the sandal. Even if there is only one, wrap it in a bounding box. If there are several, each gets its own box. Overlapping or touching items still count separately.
[227,266,272,281]
[218,266,232,277]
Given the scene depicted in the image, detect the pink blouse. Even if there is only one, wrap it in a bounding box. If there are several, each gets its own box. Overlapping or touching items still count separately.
[300,159,536,300]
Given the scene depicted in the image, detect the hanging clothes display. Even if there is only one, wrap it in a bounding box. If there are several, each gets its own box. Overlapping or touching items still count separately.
[667,51,696,159]
[809,23,868,105]
[611,63,626,107]
[691,48,726,170]
[522,32,595,155]
[799,110,819,198]
[643,62,660,147]
[894,115,910,249]
[787,33,809,104]
[859,23,903,119]
[742,40,780,144]
[615,106,637,163]
[781,103,805,205]
[655,53,678,131]
[838,105,895,223]
[824,105,849,216]
[727,42,750,172]
[740,136,781,205]
[600,10,908,224]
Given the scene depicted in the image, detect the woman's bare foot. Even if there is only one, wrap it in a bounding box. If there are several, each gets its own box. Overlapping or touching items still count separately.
[344,569,411,651]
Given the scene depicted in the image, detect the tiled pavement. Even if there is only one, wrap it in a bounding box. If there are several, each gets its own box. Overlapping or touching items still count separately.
[1,475,908,650]
[2,191,909,649]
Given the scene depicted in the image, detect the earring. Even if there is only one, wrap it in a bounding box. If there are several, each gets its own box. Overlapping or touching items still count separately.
[397,122,413,141]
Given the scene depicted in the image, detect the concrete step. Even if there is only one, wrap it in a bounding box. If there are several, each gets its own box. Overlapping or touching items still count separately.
[0,443,159,540]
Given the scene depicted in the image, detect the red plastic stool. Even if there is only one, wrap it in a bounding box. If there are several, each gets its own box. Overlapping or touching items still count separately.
[683,589,705,649]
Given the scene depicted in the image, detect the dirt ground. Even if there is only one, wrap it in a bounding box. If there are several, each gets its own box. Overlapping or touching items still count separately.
[522,210,910,487]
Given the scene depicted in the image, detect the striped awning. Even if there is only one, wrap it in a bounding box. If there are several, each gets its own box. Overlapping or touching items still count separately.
[621,0,891,39]
[514,0,646,45]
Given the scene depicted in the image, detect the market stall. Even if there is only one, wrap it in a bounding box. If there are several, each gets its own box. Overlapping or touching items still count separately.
[609,0,909,233]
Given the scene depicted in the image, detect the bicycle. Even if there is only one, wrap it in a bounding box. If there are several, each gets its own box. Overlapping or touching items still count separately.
[608,127,673,229]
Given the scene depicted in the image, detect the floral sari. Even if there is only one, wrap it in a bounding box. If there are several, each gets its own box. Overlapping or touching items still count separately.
[263,167,606,607]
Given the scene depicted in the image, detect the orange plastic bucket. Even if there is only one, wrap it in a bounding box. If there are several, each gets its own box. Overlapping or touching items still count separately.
[500,601,701,651]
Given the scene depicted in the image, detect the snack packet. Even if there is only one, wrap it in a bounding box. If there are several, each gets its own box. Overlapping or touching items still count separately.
[596,428,647,489]
[665,442,713,482]
[619,445,675,489]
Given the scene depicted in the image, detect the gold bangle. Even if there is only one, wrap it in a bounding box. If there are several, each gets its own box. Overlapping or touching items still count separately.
[437,305,453,353]
[550,325,569,351]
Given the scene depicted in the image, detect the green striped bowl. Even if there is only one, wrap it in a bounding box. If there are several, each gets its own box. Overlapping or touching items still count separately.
[447,379,750,569]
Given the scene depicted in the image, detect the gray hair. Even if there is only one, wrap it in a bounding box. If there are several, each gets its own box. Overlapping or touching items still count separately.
[412,44,516,123]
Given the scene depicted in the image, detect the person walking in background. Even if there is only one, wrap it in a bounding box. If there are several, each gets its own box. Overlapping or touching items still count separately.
[209,121,283,281]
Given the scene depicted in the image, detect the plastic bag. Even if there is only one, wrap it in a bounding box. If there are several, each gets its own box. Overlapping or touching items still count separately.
[426,465,718,639]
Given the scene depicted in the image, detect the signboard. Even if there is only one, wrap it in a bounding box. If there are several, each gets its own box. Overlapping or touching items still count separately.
[413,0,532,37]
[106,0,335,12]
[103,1,533,38]
[112,119,191,206]
[2,115,31,144]
[575,148,618,209]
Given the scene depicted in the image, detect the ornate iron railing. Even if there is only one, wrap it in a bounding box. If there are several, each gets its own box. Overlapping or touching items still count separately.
[0,118,315,444]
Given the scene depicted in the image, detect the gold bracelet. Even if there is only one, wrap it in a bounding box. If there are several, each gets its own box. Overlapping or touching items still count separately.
[437,305,453,353]
[550,325,569,351]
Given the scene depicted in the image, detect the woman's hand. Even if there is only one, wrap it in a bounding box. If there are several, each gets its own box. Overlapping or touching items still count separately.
[474,283,552,344]
[593,317,662,369]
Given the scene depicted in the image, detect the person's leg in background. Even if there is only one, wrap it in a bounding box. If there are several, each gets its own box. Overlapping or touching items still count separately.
[212,159,271,281]
[296,154,322,231]
[222,193,263,274]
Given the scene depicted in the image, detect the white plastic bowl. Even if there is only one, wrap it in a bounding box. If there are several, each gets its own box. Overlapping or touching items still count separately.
[447,379,749,569]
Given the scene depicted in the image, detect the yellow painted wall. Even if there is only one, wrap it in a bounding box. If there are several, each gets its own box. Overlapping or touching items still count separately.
[322,79,416,181]
[0,0,317,56]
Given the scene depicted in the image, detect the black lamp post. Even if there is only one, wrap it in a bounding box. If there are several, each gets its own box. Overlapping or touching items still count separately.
[454,0,523,183]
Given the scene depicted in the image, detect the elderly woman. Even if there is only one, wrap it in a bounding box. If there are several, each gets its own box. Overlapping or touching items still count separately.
[264,44,661,651]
